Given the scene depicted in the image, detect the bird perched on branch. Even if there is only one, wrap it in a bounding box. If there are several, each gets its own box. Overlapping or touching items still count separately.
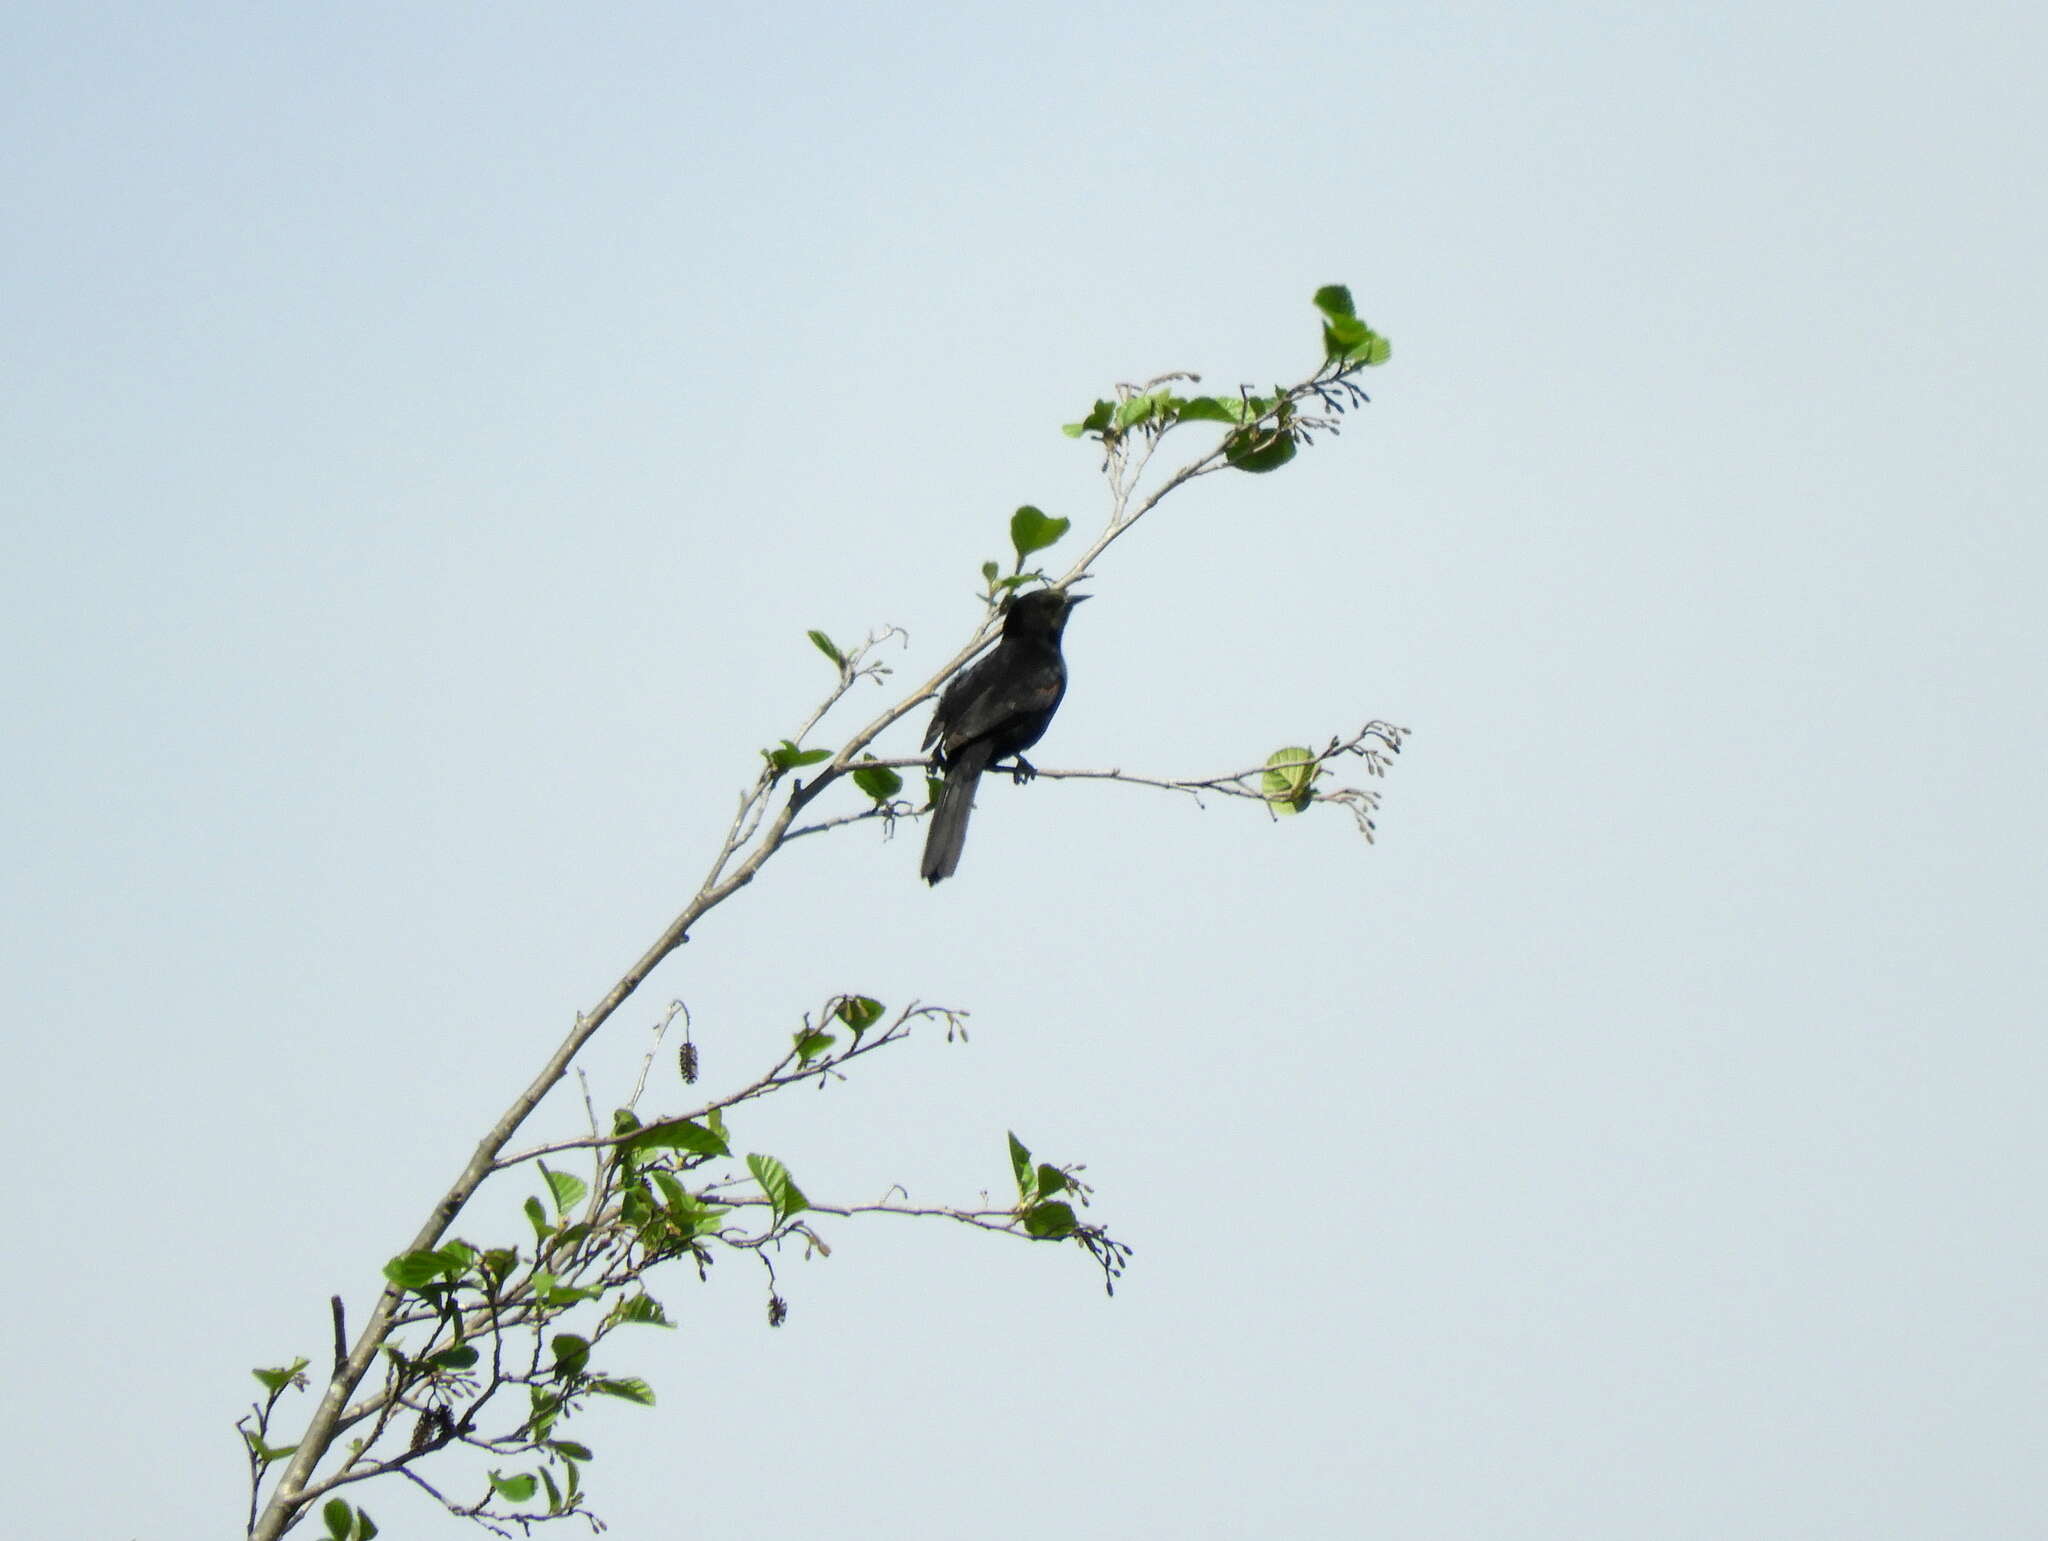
[920,587,1088,885]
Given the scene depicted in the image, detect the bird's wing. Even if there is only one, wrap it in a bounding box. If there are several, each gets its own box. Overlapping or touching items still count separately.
[942,669,1064,752]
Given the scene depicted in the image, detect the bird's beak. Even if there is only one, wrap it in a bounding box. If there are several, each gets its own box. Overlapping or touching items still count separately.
[1064,591,1092,604]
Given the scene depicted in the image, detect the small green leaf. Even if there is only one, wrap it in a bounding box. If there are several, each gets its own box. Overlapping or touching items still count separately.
[527,1386,562,1440]
[622,1185,653,1227]
[611,1293,674,1329]
[806,629,845,668]
[540,1465,565,1514]
[591,1375,657,1406]
[1261,746,1319,813]
[489,1472,539,1503]
[523,1195,548,1241]
[1009,505,1070,565]
[1312,283,1357,321]
[551,1333,591,1377]
[1224,425,1298,473]
[1061,398,1117,437]
[1007,1131,1035,1200]
[548,1439,595,1461]
[747,1152,810,1225]
[1111,391,1165,431]
[851,761,902,802]
[384,1249,460,1289]
[320,1498,377,1540]
[1177,395,1244,425]
[1035,1163,1068,1198]
[242,1429,299,1463]
[1354,330,1392,366]
[793,1029,836,1063]
[625,1118,730,1159]
[981,560,1001,583]
[428,1344,479,1371]
[663,1190,728,1241]
[1324,317,1391,366]
[835,995,886,1034]
[764,739,834,774]
[251,1358,309,1394]
[1022,1200,1079,1238]
[1313,288,1390,364]
[540,1165,587,1216]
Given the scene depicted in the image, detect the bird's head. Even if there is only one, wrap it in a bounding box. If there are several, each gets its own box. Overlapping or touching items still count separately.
[1004,585,1090,639]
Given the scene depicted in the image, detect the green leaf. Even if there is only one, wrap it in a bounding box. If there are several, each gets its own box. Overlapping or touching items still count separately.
[1324,318,1391,366]
[1261,746,1319,814]
[524,1195,549,1241]
[1176,395,1244,425]
[489,1472,539,1503]
[835,994,886,1034]
[384,1249,461,1289]
[242,1428,299,1463]
[1352,330,1392,366]
[1022,1200,1079,1238]
[1312,283,1357,321]
[251,1358,309,1394]
[551,1333,590,1377]
[747,1152,810,1225]
[541,1164,587,1216]
[852,760,903,802]
[764,739,834,775]
[1314,287,1390,364]
[1223,425,1298,474]
[622,1185,653,1228]
[535,1279,604,1308]
[664,1193,728,1241]
[320,1498,377,1540]
[1009,505,1070,566]
[625,1118,730,1159]
[793,1030,836,1064]
[924,774,945,810]
[611,1293,674,1329]
[1007,1131,1035,1200]
[1035,1163,1068,1198]
[527,1386,562,1441]
[548,1439,595,1461]
[591,1375,657,1406]
[1061,398,1117,437]
[981,560,1001,584]
[806,629,845,668]
[1111,391,1166,431]
[428,1344,479,1371]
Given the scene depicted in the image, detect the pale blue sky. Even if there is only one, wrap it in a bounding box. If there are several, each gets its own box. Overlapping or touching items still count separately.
[6,3,2046,1537]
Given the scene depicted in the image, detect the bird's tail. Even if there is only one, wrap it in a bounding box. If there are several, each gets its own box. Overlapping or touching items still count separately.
[921,743,991,884]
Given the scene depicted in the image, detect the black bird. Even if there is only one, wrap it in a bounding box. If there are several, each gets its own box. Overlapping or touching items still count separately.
[920,587,1088,884]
